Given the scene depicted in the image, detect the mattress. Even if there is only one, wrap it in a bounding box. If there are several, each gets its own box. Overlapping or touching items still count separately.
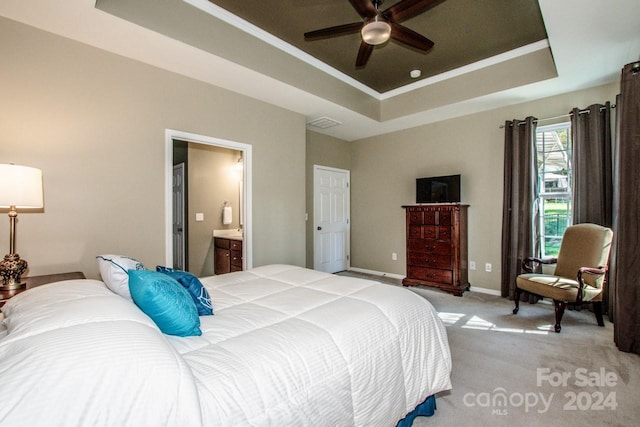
[168,265,452,426]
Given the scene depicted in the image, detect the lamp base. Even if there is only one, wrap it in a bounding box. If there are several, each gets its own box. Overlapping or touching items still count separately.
[0,253,28,290]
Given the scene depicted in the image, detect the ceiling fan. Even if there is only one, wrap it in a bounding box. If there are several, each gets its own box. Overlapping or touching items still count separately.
[304,0,445,68]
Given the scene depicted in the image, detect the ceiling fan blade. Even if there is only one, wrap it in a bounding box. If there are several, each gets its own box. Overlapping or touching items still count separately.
[384,0,444,22]
[349,0,378,19]
[390,23,434,51]
[304,22,363,40]
[356,42,374,67]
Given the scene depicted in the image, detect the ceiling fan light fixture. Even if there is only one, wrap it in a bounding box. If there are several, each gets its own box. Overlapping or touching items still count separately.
[361,16,391,46]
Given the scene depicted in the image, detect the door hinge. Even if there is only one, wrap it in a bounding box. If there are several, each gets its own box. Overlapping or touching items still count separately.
[347,255,350,261]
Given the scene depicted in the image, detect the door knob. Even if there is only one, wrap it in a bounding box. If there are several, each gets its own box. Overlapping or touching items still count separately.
[317,226,322,230]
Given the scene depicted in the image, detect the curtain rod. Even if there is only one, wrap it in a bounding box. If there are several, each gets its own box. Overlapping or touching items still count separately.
[499,104,616,128]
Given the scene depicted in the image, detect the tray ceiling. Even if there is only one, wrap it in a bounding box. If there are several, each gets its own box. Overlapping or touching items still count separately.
[207,0,548,93]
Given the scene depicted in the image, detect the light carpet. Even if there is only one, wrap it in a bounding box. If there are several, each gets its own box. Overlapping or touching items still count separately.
[338,271,640,427]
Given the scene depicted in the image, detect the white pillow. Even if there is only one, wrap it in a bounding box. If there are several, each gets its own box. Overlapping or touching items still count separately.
[96,254,145,299]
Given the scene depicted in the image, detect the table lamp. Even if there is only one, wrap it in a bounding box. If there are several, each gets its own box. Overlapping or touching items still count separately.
[0,164,43,289]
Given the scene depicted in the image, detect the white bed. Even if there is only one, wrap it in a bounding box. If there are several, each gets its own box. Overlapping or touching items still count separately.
[0,264,451,426]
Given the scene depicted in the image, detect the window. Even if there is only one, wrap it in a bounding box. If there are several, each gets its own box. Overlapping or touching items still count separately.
[536,123,572,257]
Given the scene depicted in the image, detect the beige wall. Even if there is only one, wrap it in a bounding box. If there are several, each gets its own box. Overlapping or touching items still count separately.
[0,18,306,279]
[349,82,619,292]
[305,131,352,267]
[187,144,241,276]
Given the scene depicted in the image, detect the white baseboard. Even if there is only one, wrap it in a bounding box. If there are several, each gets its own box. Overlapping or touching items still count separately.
[469,286,501,296]
[348,267,405,281]
[349,267,503,296]
[349,267,502,297]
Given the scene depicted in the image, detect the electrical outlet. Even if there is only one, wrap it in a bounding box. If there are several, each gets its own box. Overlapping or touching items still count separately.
[485,263,492,272]
[392,253,398,261]
[469,261,476,270]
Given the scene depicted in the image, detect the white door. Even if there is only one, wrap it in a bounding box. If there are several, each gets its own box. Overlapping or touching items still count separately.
[314,165,350,273]
[172,163,186,270]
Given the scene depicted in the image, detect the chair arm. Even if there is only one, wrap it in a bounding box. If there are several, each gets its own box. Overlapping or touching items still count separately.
[521,257,558,273]
[576,266,608,304]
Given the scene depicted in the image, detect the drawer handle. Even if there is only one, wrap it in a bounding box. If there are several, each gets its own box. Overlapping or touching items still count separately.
[424,245,435,250]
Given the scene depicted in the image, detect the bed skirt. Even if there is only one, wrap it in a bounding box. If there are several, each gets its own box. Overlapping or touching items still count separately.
[396,395,437,427]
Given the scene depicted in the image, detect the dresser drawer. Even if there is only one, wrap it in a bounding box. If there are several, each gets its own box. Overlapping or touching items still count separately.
[422,225,437,239]
[408,239,452,255]
[438,211,452,226]
[409,211,423,225]
[409,225,422,239]
[408,253,452,269]
[407,266,453,285]
[438,226,452,240]
[230,240,242,251]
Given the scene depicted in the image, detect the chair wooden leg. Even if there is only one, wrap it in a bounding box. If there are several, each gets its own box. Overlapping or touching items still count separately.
[553,300,566,333]
[593,302,605,327]
[512,286,521,314]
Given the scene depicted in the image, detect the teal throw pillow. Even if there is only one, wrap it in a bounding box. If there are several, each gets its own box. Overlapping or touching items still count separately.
[128,270,201,337]
[156,266,213,316]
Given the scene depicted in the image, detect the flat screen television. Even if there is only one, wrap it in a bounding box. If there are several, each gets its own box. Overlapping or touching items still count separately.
[416,174,461,203]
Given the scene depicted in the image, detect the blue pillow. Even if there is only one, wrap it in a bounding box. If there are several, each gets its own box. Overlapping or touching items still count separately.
[156,266,213,316]
[128,270,201,337]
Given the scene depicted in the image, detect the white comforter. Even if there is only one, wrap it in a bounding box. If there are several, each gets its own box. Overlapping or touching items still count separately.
[172,265,452,426]
[0,265,451,427]
[0,279,203,426]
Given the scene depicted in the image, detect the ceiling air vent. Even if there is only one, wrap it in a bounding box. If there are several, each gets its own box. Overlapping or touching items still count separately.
[307,116,342,129]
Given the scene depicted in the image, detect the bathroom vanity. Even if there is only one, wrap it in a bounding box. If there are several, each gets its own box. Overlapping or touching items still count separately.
[213,230,243,275]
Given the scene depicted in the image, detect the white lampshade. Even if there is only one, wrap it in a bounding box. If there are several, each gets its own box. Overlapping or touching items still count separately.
[361,17,391,45]
[0,164,44,208]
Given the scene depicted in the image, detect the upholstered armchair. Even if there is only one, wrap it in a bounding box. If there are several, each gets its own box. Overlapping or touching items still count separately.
[512,223,613,333]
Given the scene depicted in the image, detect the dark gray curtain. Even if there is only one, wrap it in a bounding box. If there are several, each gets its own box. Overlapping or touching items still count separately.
[613,62,640,355]
[501,117,540,301]
[570,102,613,316]
[571,102,613,226]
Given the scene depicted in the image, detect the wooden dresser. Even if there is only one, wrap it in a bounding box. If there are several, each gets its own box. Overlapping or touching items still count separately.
[214,237,243,274]
[402,204,469,296]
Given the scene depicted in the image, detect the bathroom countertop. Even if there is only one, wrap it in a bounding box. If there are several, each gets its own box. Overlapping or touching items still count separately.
[213,229,243,241]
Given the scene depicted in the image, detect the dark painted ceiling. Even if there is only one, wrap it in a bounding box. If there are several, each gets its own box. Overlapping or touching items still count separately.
[208,0,548,92]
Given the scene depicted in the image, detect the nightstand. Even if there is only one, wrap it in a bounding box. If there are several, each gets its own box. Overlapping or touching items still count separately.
[0,271,85,307]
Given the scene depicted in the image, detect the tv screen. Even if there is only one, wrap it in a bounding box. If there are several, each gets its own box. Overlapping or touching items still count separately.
[416,174,461,203]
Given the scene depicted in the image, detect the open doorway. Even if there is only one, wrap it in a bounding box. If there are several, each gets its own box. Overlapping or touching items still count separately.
[165,129,252,274]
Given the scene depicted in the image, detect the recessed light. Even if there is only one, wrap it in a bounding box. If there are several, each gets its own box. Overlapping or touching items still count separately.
[410,69,421,78]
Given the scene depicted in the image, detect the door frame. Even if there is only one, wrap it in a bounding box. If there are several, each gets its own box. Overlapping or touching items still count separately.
[172,162,186,270]
[165,129,253,270]
[313,165,351,272]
